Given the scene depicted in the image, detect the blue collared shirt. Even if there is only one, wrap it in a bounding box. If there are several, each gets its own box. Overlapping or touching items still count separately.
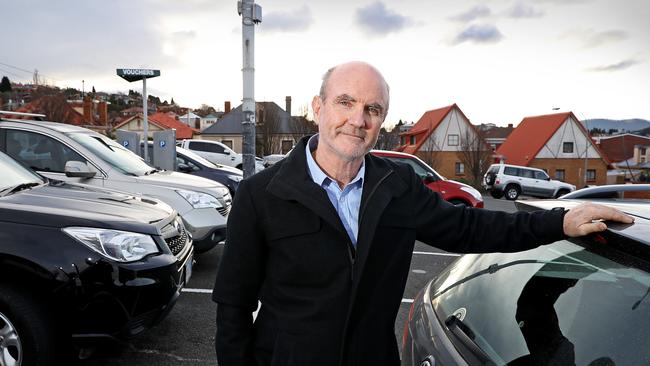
[305,135,364,247]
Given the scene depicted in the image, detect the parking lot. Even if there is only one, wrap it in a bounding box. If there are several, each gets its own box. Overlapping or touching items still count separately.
[79,196,517,365]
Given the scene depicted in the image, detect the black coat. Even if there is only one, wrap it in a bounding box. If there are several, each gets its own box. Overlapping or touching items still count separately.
[213,137,566,366]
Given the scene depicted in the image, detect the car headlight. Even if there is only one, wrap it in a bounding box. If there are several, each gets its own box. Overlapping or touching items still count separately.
[63,227,159,262]
[460,186,483,200]
[176,189,223,209]
[227,175,243,183]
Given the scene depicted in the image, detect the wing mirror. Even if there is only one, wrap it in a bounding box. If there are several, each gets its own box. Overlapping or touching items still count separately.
[424,172,437,183]
[64,161,97,178]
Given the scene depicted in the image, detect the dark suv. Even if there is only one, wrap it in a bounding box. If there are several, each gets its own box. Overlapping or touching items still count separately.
[0,151,193,365]
[402,185,649,366]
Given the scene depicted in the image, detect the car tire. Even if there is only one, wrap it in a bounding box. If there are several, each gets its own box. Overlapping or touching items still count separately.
[485,172,496,185]
[490,190,504,199]
[555,189,570,198]
[505,185,520,200]
[0,283,61,366]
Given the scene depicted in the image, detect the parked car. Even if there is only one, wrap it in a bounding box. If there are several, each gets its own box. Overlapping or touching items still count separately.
[144,142,243,197]
[0,117,231,253]
[483,163,575,200]
[402,185,649,366]
[176,139,266,172]
[0,151,193,365]
[371,150,484,208]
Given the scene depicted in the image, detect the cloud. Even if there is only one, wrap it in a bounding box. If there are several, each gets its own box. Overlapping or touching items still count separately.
[170,30,198,40]
[355,2,412,36]
[453,24,503,45]
[261,5,313,33]
[450,5,492,22]
[587,59,640,72]
[505,2,544,18]
[561,29,628,48]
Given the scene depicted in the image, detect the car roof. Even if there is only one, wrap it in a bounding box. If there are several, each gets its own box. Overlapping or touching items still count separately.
[0,118,97,134]
[370,149,415,158]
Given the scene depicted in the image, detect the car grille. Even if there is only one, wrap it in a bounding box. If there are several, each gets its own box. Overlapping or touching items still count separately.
[217,204,231,217]
[161,217,189,256]
[217,191,232,217]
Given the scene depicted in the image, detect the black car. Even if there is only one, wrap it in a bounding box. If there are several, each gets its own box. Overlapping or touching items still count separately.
[144,143,242,197]
[402,185,649,366]
[0,151,193,365]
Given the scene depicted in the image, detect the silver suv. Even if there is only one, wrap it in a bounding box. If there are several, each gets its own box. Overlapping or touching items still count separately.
[0,118,230,253]
[483,163,575,200]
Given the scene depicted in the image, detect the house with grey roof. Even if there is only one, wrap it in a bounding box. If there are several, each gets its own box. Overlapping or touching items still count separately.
[201,96,316,155]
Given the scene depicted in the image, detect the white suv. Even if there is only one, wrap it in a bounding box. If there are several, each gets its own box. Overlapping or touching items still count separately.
[177,139,265,172]
[483,163,575,200]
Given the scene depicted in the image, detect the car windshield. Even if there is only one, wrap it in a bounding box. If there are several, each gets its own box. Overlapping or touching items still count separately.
[382,155,444,181]
[431,239,650,365]
[68,132,152,176]
[0,152,44,191]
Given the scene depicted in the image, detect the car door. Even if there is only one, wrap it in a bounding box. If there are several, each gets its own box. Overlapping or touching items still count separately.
[3,129,105,186]
[188,141,231,166]
[519,168,539,196]
[533,170,555,198]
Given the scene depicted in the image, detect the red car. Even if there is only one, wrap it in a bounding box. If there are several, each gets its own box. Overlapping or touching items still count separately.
[370,150,484,208]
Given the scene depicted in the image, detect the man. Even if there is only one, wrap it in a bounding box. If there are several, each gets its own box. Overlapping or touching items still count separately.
[213,61,633,366]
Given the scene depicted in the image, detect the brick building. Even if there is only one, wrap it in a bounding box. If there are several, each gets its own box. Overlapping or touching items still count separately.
[496,112,610,187]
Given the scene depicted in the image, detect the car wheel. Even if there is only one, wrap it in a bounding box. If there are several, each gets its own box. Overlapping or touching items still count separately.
[449,199,468,206]
[0,283,60,366]
[555,189,569,198]
[485,172,496,185]
[490,190,504,199]
[505,185,520,200]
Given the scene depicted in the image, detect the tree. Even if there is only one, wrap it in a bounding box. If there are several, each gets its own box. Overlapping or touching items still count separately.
[290,115,317,142]
[194,104,217,117]
[375,126,400,150]
[458,128,492,188]
[0,76,12,93]
[255,104,284,156]
[91,86,96,94]
[418,136,443,170]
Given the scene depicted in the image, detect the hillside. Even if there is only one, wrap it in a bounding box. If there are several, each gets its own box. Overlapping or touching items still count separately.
[585,118,650,133]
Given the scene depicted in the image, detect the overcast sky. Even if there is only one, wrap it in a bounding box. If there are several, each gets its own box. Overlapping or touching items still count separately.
[2,0,649,127]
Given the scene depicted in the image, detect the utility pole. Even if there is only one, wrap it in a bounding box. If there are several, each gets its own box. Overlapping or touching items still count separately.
[238,0,262,178]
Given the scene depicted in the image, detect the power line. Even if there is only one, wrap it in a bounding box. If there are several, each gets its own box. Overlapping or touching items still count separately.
[0,67,26,80]
[0,60,61,83]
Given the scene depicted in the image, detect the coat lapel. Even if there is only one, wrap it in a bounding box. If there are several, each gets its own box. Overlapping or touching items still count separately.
[266,137,350,242]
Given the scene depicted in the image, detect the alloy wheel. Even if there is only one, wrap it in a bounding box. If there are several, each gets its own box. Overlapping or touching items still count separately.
[0,312,22,366]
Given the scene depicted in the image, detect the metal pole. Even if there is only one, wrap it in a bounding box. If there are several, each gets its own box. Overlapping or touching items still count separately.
[143,77,149,163]
[584,130,589,187]
[240,0,261,178]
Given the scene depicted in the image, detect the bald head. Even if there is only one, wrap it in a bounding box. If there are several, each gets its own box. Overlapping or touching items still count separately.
[319,61,390,116]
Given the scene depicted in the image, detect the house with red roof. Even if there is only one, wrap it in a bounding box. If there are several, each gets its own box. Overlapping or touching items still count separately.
[114,112,199,140]
[596,133,650,182]
[496,112,609,187]
[395,104,488,180]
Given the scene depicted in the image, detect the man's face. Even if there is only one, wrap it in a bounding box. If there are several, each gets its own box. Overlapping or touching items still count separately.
[312,64,388,162]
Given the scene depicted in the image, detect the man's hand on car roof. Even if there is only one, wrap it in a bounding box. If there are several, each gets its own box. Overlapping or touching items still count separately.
[563,202,635,237]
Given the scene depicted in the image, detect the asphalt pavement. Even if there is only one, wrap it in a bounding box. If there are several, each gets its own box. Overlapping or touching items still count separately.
[79,196,517,365]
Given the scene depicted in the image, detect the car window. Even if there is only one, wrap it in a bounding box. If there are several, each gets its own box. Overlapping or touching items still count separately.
[487,165,499,174]
[504,166,519,176]
[521,169,535,178]
[188,141,210,152]
[211,143,226,154]
[431,240,650,365]
[0,151,44,191]
[178,148,219,169]
[534,170,548,180]
[177,154,200,172]
[383,156,435,180]
[6,130,86,173]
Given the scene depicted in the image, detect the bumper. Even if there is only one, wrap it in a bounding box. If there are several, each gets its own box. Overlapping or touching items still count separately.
[71,247,194,340]
[180,206,228,242]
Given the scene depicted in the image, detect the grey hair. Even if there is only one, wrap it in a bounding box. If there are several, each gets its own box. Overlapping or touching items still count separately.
[318,64,391,115]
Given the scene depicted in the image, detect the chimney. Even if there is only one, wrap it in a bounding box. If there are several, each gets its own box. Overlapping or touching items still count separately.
[225,101,231,113]
[285,96,292,115]
[98,101,108,125]
[83,97,94,124]
[507,123,513,128]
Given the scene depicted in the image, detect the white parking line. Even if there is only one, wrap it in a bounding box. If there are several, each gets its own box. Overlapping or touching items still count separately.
[413,251,460,257]
[183,288,415,304]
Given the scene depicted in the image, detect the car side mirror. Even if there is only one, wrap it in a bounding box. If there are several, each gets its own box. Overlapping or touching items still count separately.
[424,172,436,183]
[65,161,96,178]
[178,163,193,173]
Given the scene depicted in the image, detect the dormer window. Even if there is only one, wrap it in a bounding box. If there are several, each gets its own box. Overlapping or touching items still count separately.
[563,142,574,153]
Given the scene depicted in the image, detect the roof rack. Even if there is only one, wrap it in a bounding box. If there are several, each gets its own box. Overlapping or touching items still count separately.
[561,184,650,199]
[0,110,47,119]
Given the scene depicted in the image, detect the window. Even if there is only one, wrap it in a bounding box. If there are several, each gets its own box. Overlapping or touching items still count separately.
[534,170,549,180]
[641,147,647,155]
[521,169,535,178]
[409,136,416,145]
[384,157,435,181]
[221,140,233,149]
[555,169,565,181]
[586,169,596,181]
[188,141,211,152]
[281,140,293,154]
[400,136,406,145]
[563,142,574,153]
[504,167,519,176]
[448,134,459,146]
[6,130,85,173]
[455,162,464,175]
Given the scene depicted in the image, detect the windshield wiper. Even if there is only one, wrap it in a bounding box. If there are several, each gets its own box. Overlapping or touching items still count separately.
[144,169,161,175]
[445,315,496,366]
[0,182,42,197]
